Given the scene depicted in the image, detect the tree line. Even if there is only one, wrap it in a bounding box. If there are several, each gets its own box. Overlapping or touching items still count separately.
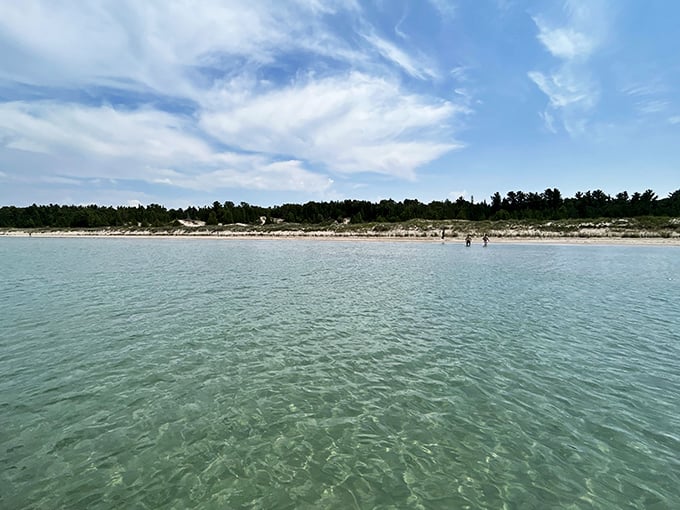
[1,188,679,229]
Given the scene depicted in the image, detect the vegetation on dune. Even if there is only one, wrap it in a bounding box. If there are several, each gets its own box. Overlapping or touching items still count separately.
[1,189,679,237]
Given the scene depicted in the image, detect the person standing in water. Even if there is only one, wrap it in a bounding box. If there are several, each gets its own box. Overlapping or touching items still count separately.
[482,234,489,247]
[465,234,472,247]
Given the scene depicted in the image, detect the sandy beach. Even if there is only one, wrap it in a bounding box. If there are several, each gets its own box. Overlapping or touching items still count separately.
[2,228,679,246]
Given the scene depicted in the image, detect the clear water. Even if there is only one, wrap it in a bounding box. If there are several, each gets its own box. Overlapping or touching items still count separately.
[1,238,679,509]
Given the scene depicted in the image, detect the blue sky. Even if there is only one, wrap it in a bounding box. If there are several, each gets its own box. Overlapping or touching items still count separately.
[0,0,678,208]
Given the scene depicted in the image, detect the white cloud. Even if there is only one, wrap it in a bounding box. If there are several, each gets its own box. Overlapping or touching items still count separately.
[668,116,680,125]
[620,73,676,124]
[528,69,596,109]
[528,1,609,136]
[635,100,670,115]
[450,66,470,82]
[0,0,469,203]
[622,82,667,98]
[362,33,437,80]
[539,110,557,133]
[0,1,364,98]
[448,190,467,200]
[427,0,457,20]
[0,102,212,166]
[0,101,332,193]
[533,18,595,60]
[43,175,85,186]
[168,159,333,192]
[200,72,465,179]
[394,7,409,40]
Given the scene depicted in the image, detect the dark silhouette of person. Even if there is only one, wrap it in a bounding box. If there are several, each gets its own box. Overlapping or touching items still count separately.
[482,234,489,247]
[465,234,472,247]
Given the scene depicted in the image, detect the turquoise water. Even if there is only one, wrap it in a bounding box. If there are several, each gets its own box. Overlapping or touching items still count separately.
[1,238,679,509]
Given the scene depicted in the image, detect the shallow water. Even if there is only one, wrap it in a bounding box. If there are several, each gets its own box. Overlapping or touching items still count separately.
[1,238,679,509]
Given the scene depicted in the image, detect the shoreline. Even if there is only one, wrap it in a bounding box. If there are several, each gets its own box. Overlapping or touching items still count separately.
[2,229,679,246]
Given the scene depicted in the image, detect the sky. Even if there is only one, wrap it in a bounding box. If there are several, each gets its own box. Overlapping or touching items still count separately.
[0,0,678,209]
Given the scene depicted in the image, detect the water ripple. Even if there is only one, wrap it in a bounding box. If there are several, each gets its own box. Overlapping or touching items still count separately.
[1,239,679,508]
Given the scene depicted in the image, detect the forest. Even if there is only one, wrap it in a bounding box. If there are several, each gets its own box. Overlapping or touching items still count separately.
[1,188,679,229]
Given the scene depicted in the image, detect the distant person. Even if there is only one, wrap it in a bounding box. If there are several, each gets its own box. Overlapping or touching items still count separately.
[483,234,489,247]
[465,234,472,247]
[441,228,445,240]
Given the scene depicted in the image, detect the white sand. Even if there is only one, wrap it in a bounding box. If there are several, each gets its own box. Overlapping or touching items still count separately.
[2,228,679,246]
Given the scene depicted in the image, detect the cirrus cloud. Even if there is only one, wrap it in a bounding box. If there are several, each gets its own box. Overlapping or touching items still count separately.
[0,0,469,205]
[0,101,332,193]
[529,0,608,136]
[200,72,466,179]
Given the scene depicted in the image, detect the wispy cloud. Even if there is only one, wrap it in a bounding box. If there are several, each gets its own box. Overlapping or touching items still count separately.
[362,33,437,80]
[448,190,468,200]
[528,69,596,110]
[528,0,609,135]
[200,72,465,179]
[0,1,364,96]
[622,80,675,123]
[0,101,332,193]
[538,110,557,133]
[0,102,209,165]
[450,66,470,82]
[394,6,409,40]
[0,0,466,204]
[534,19,596,60]
[168,160,334,193]
[622,82,667,98]
[635,100,670,115]
[427,0,457,21]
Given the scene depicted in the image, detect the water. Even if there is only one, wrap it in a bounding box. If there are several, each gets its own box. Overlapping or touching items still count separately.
[1,238,679,509]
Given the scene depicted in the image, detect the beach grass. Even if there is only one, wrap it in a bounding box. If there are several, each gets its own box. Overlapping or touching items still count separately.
[2,216,680,244]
